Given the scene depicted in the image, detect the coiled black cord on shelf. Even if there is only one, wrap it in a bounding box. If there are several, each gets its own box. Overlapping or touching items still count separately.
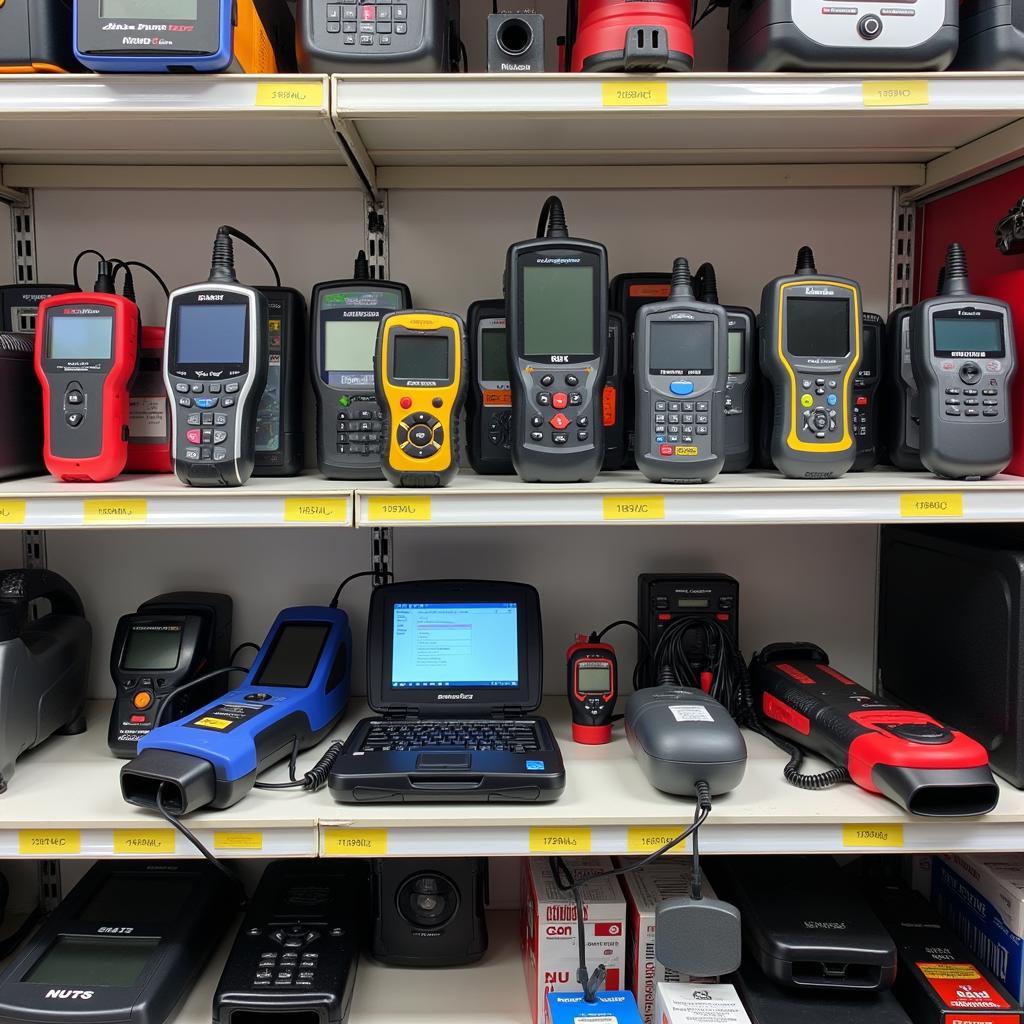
[254,739,343,792]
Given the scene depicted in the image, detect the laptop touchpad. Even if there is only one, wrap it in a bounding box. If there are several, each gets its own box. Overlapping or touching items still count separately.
[416,753,472,770]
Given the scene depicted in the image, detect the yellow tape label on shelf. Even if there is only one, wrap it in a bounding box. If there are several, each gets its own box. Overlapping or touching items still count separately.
[862,81,929,107]
[601,82,669,108]
[366,496,432,522]
[284,497,349,523]
[0,501,26,525]
[214,831,263,851]
[84,498,147,524]
[113,829,175,854]
[255,81,324,109]
[842,824,904,848]
[899,493,963,518]
[529,827,592,853]
[323,828,389,856]
[19,829,81,855]
[627,827,685,854]
[603,496,666,521]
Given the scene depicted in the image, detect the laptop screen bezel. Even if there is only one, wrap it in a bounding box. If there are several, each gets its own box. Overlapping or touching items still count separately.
[366,579,543,715]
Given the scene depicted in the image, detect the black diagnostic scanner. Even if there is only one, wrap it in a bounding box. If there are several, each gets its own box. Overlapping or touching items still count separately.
[108,591,233,759]
[505,195,608,483]
[884,305,922,470]
[311,253,412,480]
[466,298,514,475]
[853,312,884,470]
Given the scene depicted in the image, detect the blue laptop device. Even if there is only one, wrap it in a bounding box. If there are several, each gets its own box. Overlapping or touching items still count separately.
[330,579,565,803]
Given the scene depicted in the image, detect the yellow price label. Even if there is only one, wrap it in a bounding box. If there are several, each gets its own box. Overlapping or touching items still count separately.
[0,501,26,525]
[323,828,389,856]
[113,829,175,854]
[19,829,81,855]
[627,827,685,854]
[601,81,668,108]
[366,495,432,523]
[603,496,665,521]
[900,493,963,519]
[529,827,592,854]
[255,81,324,109]
[214,831,263,851]
[84,498,147,524]
[862,81,929,107]
[284,497,349,523]
[842,824,904,848]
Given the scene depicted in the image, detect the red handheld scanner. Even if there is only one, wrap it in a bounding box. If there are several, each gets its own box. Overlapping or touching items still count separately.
[34,292,138,482]
[567,634,617,744]
[750,642,999,817]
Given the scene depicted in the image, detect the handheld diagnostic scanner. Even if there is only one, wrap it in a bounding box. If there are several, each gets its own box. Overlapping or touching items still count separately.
[759,245,862,479]
[911,241,1016,480]
[505,195,609,483]
[165,226,270,488]
[467,298,514,475]
[311,252,412,480]
[121,605,352,814]
[635,257,728,485]
[376,309,468,488]
[852,312,884,471]
[34,274,139,483]
[108,591,233,759]
[255,286,307,477]
[695,262,757,472]
[566,635,617,744]
[73,0,296,73]
[884,305,922,471]
[602,312,628,470]
[0,0,83,73]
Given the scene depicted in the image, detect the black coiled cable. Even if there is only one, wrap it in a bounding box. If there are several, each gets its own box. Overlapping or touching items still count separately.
[253,740,343,792]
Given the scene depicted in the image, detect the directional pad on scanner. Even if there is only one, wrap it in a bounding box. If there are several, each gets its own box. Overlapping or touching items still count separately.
[397,411,444,459]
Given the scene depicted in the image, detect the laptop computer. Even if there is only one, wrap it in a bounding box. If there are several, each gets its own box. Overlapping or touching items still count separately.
[329,579,565,803]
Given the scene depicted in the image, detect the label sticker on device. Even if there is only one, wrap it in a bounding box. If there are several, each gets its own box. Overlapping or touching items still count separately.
[0,501,26,525]
[84,498,147,523]
[900,493,963,518]
[284,497,349,523]
[187,702,268,732]
[603,496,665,521]
[669,705,714,723]
[19,830,81,855]
[323,828,388,856]
[529,827,592,853]
[842,824,904,848]
[862,81,929,107]
[916,962,1012,1010]
[255,81,324,109]
[366,496,432,522]
[601,81,668,107]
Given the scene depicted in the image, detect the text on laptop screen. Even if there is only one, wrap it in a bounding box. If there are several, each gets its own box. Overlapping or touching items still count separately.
[392,602,519,688]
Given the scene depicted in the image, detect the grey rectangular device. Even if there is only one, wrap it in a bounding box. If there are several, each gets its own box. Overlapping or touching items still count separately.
[952,0,1024,70]
[296,0,461,72]
[728,0,960,71]
[724,306,756,472]
[635,262,727,484]
[910,250,1016,480]
[884,306,923,471]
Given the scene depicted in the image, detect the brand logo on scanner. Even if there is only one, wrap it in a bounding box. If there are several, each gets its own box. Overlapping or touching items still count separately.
[197,294,226,302]
[536,258,581,265]
[98,926,135,933]
[63,308,103,315]
[956,310,983,317]
[951,352,986,359]
[45,991,94,1000]
[437,693,474,700]
[501,62,532,71]
[804,921,848,930]
[406,380,439,387]
[803,287,836,297]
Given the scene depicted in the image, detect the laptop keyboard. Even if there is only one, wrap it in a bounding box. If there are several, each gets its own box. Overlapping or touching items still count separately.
[360,719,542,753]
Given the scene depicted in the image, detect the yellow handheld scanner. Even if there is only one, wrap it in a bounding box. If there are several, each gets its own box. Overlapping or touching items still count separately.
[376,310,468,488]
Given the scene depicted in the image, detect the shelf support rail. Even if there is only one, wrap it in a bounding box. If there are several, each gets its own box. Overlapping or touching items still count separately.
[890,190,916,312]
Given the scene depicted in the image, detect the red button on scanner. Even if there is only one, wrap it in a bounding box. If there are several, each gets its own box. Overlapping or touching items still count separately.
[130,714,147,724]
[552,392,568,410]
[400,397,412,409]
[360,4,375,19]
[660,444,673,456]
[550,413,570,430]
[855,396,868,407]
[186,429,202,444]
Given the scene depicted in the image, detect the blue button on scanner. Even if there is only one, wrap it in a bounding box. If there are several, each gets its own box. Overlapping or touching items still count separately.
[826,394,838,407]
[669,381,694,396]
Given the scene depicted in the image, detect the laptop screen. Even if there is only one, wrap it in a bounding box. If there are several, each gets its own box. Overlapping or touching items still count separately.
[391,602,520,689]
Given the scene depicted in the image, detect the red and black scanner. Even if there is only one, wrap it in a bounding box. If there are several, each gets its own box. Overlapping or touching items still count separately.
[562,0,693,72]
[750,642,999,817]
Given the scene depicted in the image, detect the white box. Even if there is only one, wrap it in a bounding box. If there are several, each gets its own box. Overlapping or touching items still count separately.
[655,983,753,1024]
[619,863,720,1024]
[522,857,628,1024]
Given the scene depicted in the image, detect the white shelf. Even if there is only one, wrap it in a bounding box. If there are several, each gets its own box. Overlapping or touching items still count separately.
[332,72,1024,195]
[170,911,529,1024]
[354,468,1024,528]
[0,472,353,529]
[0,74,356,189]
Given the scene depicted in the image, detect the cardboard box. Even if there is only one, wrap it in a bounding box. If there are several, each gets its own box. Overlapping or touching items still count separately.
[655,982,753,1024]
[547,991,644,1024]
[522,858,628,1024]
[619,862,720,1024]
[867,883,1021,1024]
[933,854,1024,1002]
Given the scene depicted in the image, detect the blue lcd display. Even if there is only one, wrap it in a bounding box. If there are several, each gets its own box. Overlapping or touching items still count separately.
[391,602,519,688]
[177,304,247,365]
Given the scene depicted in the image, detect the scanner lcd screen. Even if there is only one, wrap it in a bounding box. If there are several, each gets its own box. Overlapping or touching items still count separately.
[578,665,611,695]
[100,0,198,17]
[176,305,246,365]
[649,321,715,375]
[728,329,745,374]
[251,623,331,688]
[325,319,377,373]
[523,267,595,356]
[933,316,1005,357]
[121,626,182,672]
[25,937,159,988]
[786,297,850,358]
[481,328,509,382]
[392,334,450,381]
[48,316,113,360]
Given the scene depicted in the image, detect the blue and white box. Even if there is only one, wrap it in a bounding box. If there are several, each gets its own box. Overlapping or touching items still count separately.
[547,990,644,1024]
